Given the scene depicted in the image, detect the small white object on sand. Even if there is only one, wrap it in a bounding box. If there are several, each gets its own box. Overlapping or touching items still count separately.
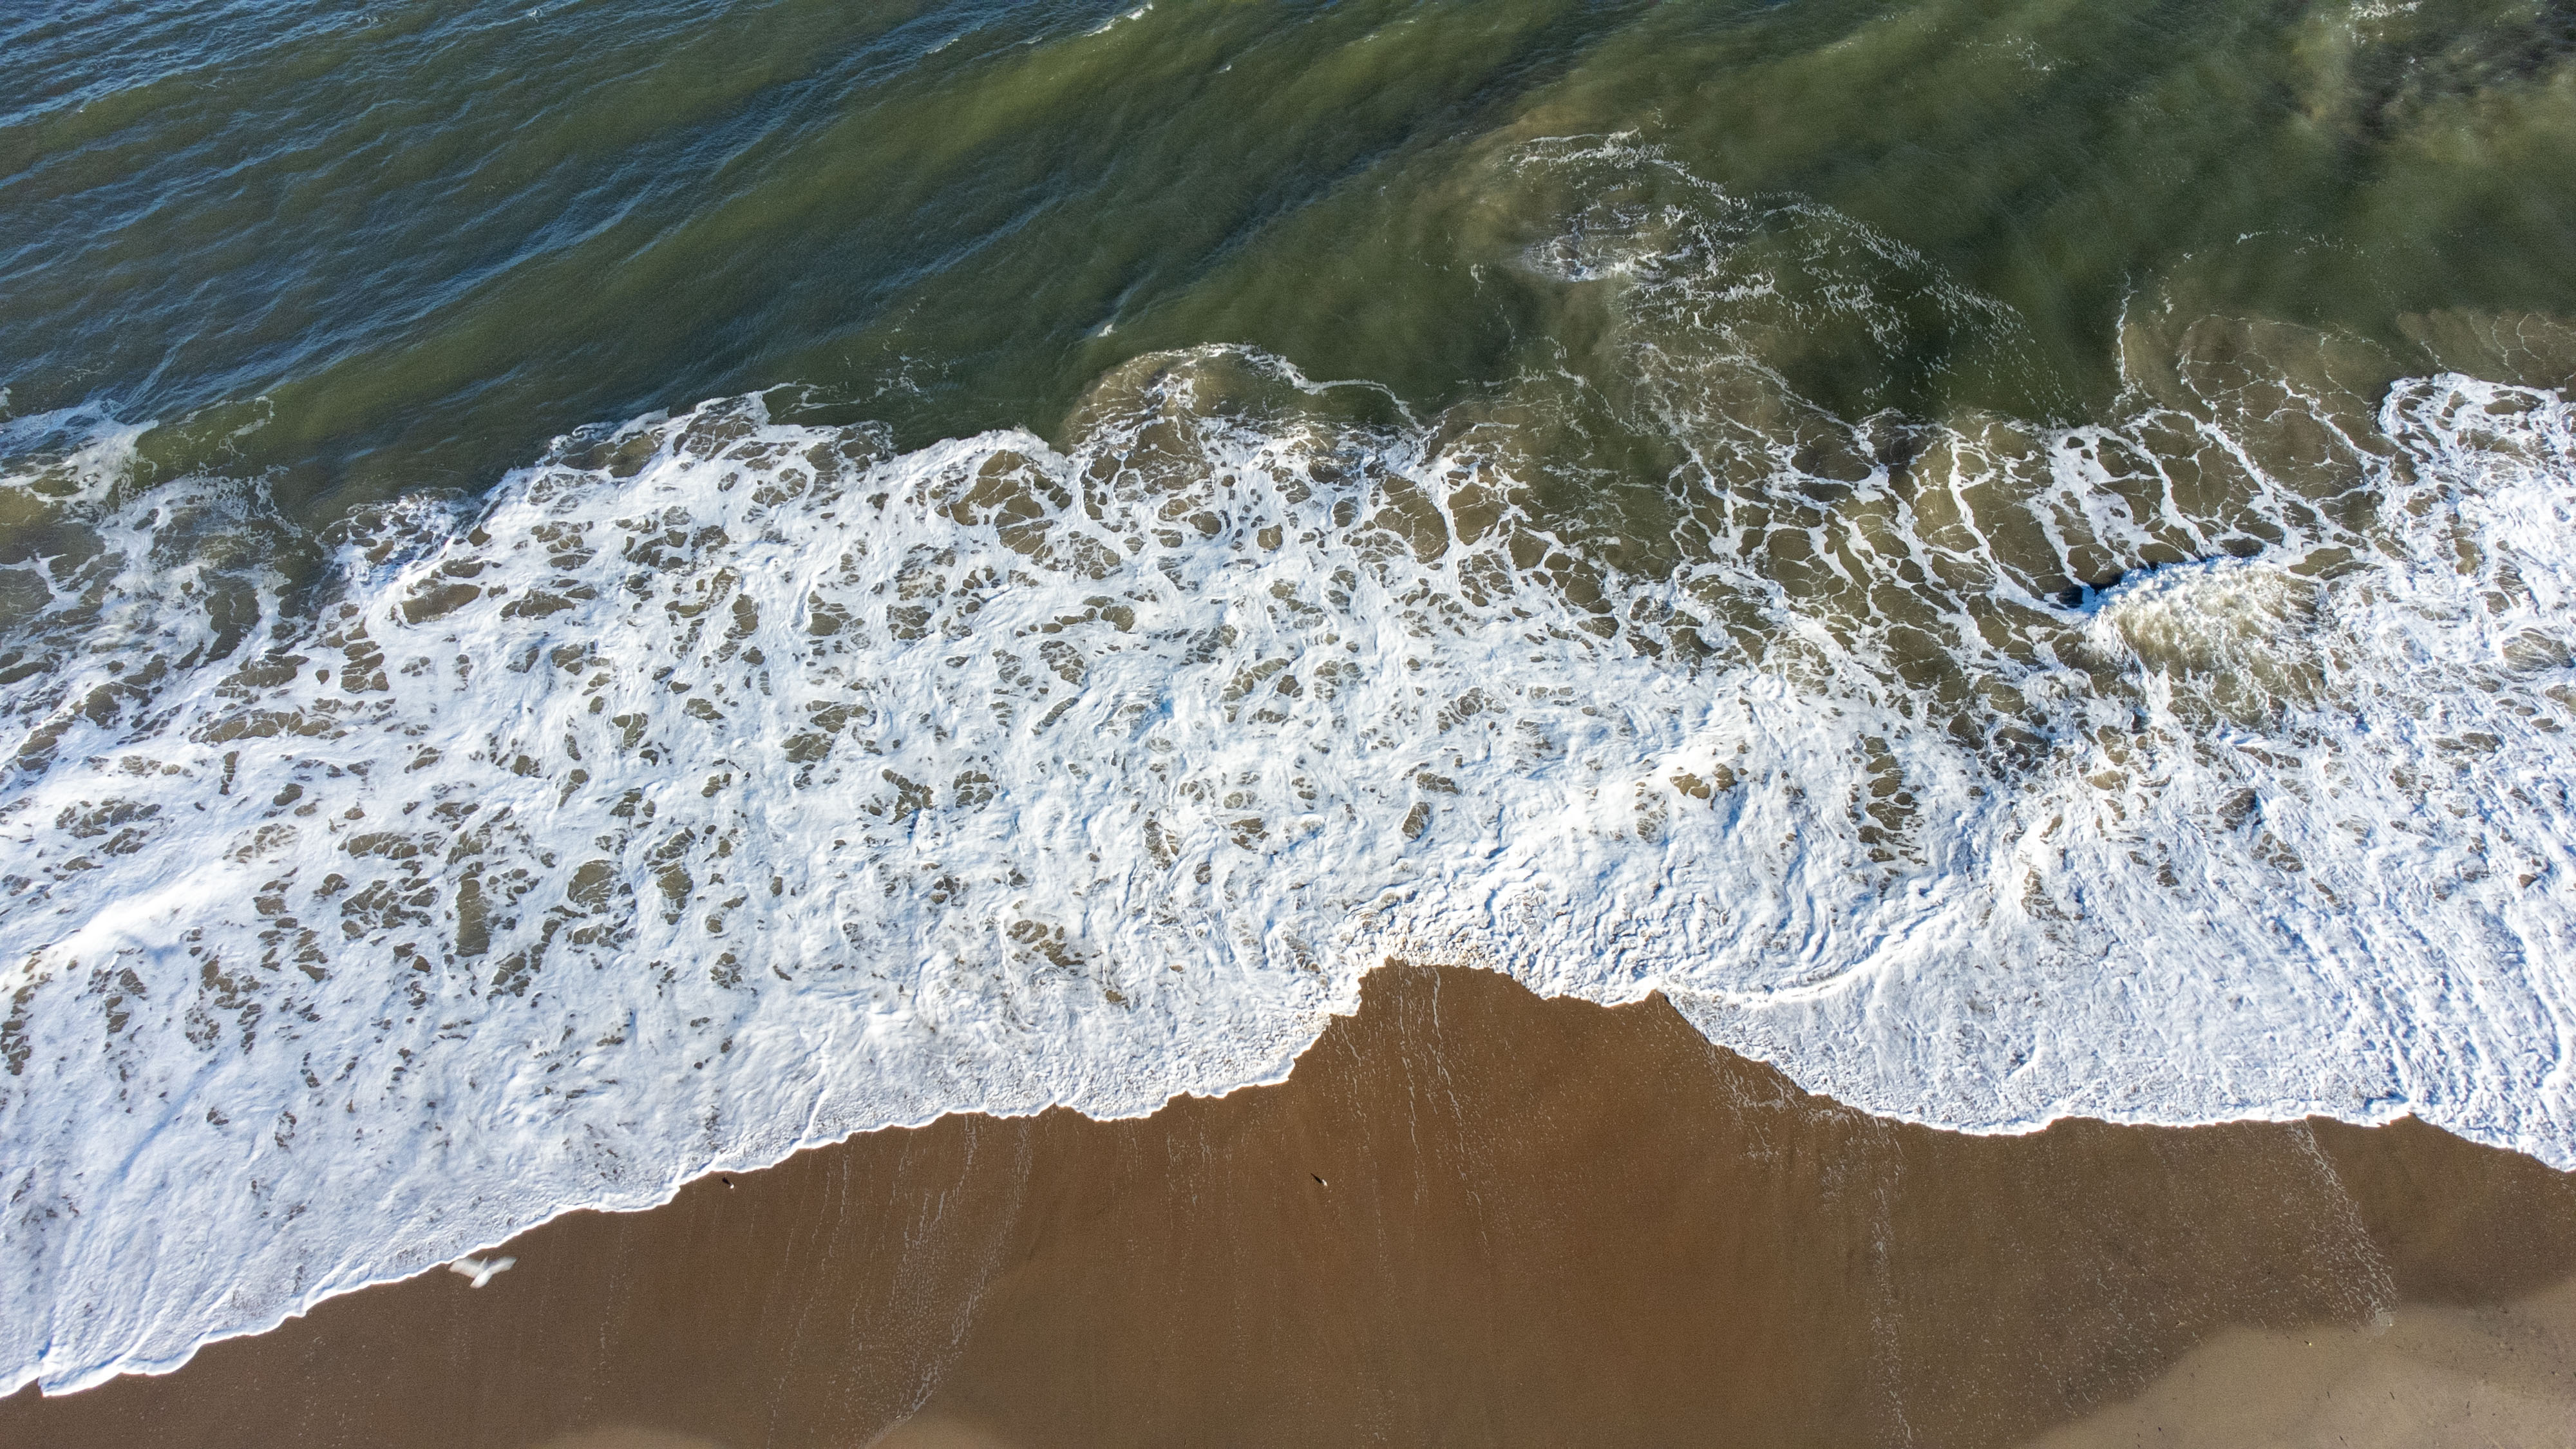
[448,1255,516,1288]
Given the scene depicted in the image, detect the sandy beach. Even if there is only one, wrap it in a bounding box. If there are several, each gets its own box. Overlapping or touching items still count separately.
[4,962,2570,1447]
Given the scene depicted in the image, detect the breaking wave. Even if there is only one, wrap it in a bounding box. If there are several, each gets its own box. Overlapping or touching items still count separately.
[5,142,2576,1392]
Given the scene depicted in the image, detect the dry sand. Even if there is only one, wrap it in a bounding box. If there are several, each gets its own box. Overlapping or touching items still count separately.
[2027,1274,2576,1448]
[5,963,2573,1448]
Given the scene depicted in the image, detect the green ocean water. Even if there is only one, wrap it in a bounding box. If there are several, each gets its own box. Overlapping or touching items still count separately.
[8,0,2575,521]
[15,0,2576,1399]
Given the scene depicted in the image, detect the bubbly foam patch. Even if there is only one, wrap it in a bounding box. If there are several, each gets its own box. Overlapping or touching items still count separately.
[6,221,2576,1390]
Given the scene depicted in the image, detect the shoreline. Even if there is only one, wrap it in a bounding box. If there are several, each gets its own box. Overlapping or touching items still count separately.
[12,958,2567,1405]
[8,961,2574,1446]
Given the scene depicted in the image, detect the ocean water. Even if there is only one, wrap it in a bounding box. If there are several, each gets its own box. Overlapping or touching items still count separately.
[8,0,2576,1396]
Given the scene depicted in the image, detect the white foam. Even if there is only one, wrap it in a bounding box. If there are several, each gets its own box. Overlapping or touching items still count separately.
[6,182,2576,1392]
[446,1256,513,1288]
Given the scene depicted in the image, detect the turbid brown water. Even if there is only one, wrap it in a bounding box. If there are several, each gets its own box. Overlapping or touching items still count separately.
[5,962,2569,1448]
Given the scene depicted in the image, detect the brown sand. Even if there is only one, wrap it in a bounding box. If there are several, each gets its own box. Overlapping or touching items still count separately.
[5,963,2573,1448]
[2027,1274,2576,1447]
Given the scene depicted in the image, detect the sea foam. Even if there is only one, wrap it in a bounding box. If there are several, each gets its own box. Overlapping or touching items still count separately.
[6,196,2576,1391]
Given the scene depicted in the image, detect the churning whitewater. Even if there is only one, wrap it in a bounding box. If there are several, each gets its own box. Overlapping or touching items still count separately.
[5,153,2576,1392]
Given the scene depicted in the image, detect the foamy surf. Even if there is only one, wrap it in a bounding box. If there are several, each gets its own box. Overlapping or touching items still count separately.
[5,155,2576,1390]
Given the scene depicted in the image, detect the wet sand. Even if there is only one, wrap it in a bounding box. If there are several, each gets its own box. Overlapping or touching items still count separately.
[5,963,2573,1448]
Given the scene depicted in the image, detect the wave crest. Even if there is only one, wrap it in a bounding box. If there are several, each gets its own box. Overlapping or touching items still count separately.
[6,154,2576,1395]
